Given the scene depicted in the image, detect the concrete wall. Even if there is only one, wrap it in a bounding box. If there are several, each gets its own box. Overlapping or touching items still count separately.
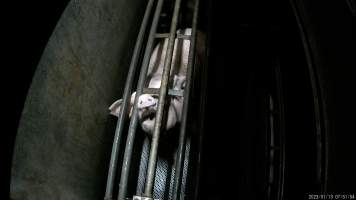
[10,0,146,199]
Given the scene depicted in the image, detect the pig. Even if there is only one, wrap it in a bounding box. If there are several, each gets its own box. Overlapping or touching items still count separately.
[109,28,204,134]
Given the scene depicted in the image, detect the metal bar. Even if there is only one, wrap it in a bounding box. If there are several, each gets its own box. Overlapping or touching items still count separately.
[289,0,327,191]
[155,33,191,40]
[167,89,184,97]
[275,59,285,200]
[143,0,183,196]
[177,33,191,40]
[172,0,200,199]
[104,0,155,199]
[143,88,184,97]
[268,95,275,185]
[155,33,169,38]
[117,0,165,199]
[133,196,157,200]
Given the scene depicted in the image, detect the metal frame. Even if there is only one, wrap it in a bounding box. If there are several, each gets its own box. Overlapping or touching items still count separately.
[104,0,203,198]
[171,0,200,199]
[142,0,183,196]
[104,0,156,199]
[117,0,165,199]
[265,60,285,200]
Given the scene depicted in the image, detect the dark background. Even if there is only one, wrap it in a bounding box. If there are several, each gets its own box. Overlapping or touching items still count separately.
[1,0,71,198]
[200,0,356,199]
[1,0,355,199]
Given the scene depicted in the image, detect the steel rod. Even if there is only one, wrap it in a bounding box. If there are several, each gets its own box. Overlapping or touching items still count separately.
[116,0,165,199]
[142,0,183,196]
[143,88,184,97]
[171,0,200,199]
[104,0,155,199]
[156,33,191,39]
[275,59,285,200]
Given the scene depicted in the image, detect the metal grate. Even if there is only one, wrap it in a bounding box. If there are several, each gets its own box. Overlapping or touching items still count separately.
[104,0,202,199]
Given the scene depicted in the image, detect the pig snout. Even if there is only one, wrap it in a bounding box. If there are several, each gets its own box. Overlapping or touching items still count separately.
[138,94,157,109]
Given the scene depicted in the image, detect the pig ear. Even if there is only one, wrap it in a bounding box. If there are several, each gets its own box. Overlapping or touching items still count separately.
[109,99,123,117]
[109,92,137,117]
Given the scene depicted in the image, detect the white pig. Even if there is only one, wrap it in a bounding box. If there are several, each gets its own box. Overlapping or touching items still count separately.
[109,28,203,134]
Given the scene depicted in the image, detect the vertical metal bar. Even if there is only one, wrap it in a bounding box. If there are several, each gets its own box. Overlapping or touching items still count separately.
[171,0,200,199]
[267,94,275,199]
[275,60,285,200]
[289,0,327,191]
[104,0,155,199]
[116,0,165,199]
[143,0,183,197]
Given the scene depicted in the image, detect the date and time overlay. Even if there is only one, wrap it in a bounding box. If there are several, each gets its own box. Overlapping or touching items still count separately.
[308,194,355,199]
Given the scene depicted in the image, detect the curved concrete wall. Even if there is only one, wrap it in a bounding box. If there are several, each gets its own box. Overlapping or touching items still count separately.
[10,0,146,199]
